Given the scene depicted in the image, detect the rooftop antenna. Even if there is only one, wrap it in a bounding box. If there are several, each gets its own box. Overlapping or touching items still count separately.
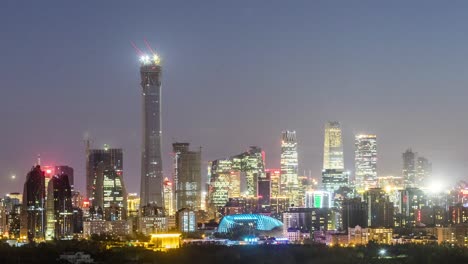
[36,154,41,166]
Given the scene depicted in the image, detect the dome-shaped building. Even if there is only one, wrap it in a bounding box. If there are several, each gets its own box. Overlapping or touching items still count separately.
[218,214,283,233]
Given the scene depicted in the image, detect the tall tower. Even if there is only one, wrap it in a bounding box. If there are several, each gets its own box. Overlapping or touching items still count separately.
[323,122,344,170]
[322,122,348,194]
[402,149,416,187]
[139,53,164,207]
[355,134,377,191]
[280,131,299,206]
[172,143,201,211]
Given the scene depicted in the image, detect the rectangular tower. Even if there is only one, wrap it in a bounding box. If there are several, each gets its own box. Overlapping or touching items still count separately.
[355,134,378,191]
[172,143,202,211]
[322,122,348,194]
[139,54,164,207]
[86,145,123,203]
[280,131,299,206]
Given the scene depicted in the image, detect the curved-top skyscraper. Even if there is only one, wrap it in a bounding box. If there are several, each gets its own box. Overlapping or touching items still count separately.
[139,53,163,207]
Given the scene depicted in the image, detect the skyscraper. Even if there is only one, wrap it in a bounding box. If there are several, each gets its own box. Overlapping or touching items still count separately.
[45,173,73,240]
[139,53,164,207]
[172,143,201,211]
[266,169,281,198]
[355,134,378,191]
[163,177,174,216]
[280,131,299,206]
[21,165,46,241]
[323,122,344,170]
[208,146,265,216]
[86,144,123,202]
[402,149,416,187]
[322,122,348,194]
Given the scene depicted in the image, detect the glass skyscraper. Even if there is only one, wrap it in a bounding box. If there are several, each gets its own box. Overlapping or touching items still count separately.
[323,122,344,170]
[172,143,201,211]
[321,122,348,194]
[355,134,378,191]
[280,131,299,206]
[139,54,164,207]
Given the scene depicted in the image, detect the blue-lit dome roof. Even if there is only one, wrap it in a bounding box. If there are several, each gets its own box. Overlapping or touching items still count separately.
[218,214,283,233]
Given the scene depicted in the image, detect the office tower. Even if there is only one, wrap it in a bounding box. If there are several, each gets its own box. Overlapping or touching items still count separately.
[342,198,368,230]
[45,174,73,240]
[2,193,21,238]
[266,169,281,197]
[402,149,416,187]
[208,159,233,214]
[163,178,174,216]
[55,166,74,190]
[354,134,377,191]
[127,193,140,218]
[176,208,197,233]
[258,173,271,213]
[139,53,164,207]
[416,157,432,186]
[397,188,426,227]
[93,168,127,221]
[363,188,394,228]
[21,165,46,241]
[304,190,332,208]
[323,122,344,170]
[172,143,201,211]
[86,144,123,202]
[208,146,265,216]
[280,131,299,206]
[283,207,336,236]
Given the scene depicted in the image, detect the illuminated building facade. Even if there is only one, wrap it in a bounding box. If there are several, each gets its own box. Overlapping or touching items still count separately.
[176,208,197,233]
[305,190,332,208]
[267,169,281,197]
[323,122,344,170]
[163,178,174,216]
[355,134,377,191]
[208,147,265,215]
[45,174,73,240]
[172,143,201,211]
[21,166,46,240]
[280,131,299,206]
[140,53,164,208]
[92,164,127,221]
[283,207,336,235]
[208,159,233,212]
[217,214,283,233]
[127,193,140,218]
[86,145,123,203]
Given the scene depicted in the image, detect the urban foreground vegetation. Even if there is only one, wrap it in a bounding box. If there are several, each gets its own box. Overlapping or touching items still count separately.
[0,241,467,264]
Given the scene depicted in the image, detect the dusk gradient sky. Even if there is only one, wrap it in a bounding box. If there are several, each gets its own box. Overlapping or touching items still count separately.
[1,1,468,195]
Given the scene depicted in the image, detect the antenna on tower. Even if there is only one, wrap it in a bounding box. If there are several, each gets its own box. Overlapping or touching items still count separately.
[36,154,41,166]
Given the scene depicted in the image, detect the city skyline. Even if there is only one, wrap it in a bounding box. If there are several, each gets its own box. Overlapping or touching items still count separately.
[3,1,468,196]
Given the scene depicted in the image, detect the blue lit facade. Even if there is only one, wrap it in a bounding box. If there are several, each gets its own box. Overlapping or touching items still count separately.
[217,214,283,233]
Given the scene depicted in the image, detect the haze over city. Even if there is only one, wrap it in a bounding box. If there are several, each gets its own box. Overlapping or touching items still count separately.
[2,0,468,195]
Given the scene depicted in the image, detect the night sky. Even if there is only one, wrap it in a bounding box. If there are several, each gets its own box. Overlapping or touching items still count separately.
[1,1,468,195]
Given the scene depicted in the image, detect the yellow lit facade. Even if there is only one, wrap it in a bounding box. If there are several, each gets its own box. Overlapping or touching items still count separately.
[150,233,181,250]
